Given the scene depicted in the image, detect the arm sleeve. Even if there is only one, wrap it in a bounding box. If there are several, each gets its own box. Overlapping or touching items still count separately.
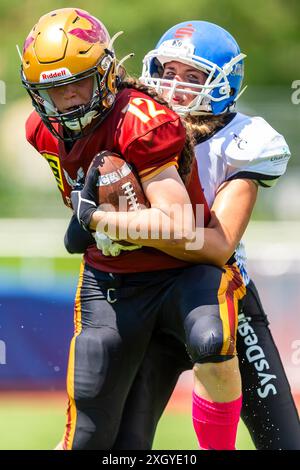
[64,213,95,254]
[25,111,42,149]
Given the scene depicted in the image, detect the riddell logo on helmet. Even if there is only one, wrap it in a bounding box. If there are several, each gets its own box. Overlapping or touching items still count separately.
[40,68,72,83]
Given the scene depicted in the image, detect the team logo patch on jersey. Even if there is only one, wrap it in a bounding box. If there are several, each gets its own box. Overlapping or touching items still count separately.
[233,133,248,150]
[63,167,85,189]
[270,147,290,163]
[42,153,64,191]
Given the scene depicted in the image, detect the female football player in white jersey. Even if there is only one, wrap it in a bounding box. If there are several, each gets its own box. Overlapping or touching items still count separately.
[111,21,300,450]
[63,20,299,449]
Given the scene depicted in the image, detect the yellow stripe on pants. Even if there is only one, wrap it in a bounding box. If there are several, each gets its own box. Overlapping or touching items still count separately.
[63,261,85,450]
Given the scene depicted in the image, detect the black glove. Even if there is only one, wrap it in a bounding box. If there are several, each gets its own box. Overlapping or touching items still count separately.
[70,167,100,232]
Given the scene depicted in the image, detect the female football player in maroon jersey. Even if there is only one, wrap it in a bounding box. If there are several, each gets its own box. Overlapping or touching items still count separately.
[21,10,286,451]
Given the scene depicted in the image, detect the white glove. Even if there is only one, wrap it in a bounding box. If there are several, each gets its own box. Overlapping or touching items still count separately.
[94,232,142,257]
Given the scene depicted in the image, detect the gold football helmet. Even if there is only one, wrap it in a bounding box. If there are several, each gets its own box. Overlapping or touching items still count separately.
[21,8,119,141]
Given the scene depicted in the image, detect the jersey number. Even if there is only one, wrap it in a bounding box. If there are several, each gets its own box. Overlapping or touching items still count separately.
[125,98,166,123]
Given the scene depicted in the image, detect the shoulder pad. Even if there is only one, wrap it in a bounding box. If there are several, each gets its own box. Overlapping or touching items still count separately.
[223,113,290,178]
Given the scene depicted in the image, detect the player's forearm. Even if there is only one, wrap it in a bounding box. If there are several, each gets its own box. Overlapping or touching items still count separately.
[90,207,195,249]
[156,227,235,267]
[164,179,257,266]
[90,209,235,265]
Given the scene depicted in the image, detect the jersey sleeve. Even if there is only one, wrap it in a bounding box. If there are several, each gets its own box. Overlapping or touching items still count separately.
[224,116,291,188]
[124,118,186,182]
[25,111,43,149]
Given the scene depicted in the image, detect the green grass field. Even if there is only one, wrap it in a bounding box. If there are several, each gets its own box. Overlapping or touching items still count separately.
[0,393,254,450]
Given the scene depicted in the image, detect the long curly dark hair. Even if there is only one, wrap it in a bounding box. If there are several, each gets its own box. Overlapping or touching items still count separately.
[184,114,231,144]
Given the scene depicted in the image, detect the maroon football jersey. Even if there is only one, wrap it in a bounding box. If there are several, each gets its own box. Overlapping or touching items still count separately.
[26,87,210,273]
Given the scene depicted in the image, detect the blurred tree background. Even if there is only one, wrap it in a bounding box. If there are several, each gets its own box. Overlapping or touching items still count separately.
[0,0,300,218]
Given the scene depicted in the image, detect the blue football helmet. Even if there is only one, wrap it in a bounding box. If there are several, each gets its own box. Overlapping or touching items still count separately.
[141,21,246,115]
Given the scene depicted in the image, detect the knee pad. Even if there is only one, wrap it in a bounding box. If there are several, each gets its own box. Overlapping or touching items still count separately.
[68,328,122,400]
[185,307,235,364]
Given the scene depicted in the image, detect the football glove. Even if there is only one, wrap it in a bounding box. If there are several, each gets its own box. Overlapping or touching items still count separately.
[70,167,99,232]
[94,232,142,257]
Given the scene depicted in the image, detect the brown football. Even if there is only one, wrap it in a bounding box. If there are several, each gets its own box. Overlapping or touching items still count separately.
[88,150,149,212]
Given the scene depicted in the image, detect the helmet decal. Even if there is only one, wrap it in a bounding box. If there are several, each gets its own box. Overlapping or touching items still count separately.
[39,67,72,83]
[69,9,109,44]
[174,24,195,39]
[23,35,34,54]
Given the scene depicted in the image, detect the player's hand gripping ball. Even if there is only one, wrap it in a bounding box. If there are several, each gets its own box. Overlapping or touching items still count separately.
[70,167,99,232]
[88,151,149,255]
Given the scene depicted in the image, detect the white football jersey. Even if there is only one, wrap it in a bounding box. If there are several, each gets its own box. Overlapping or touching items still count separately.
[194,112,291,284]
